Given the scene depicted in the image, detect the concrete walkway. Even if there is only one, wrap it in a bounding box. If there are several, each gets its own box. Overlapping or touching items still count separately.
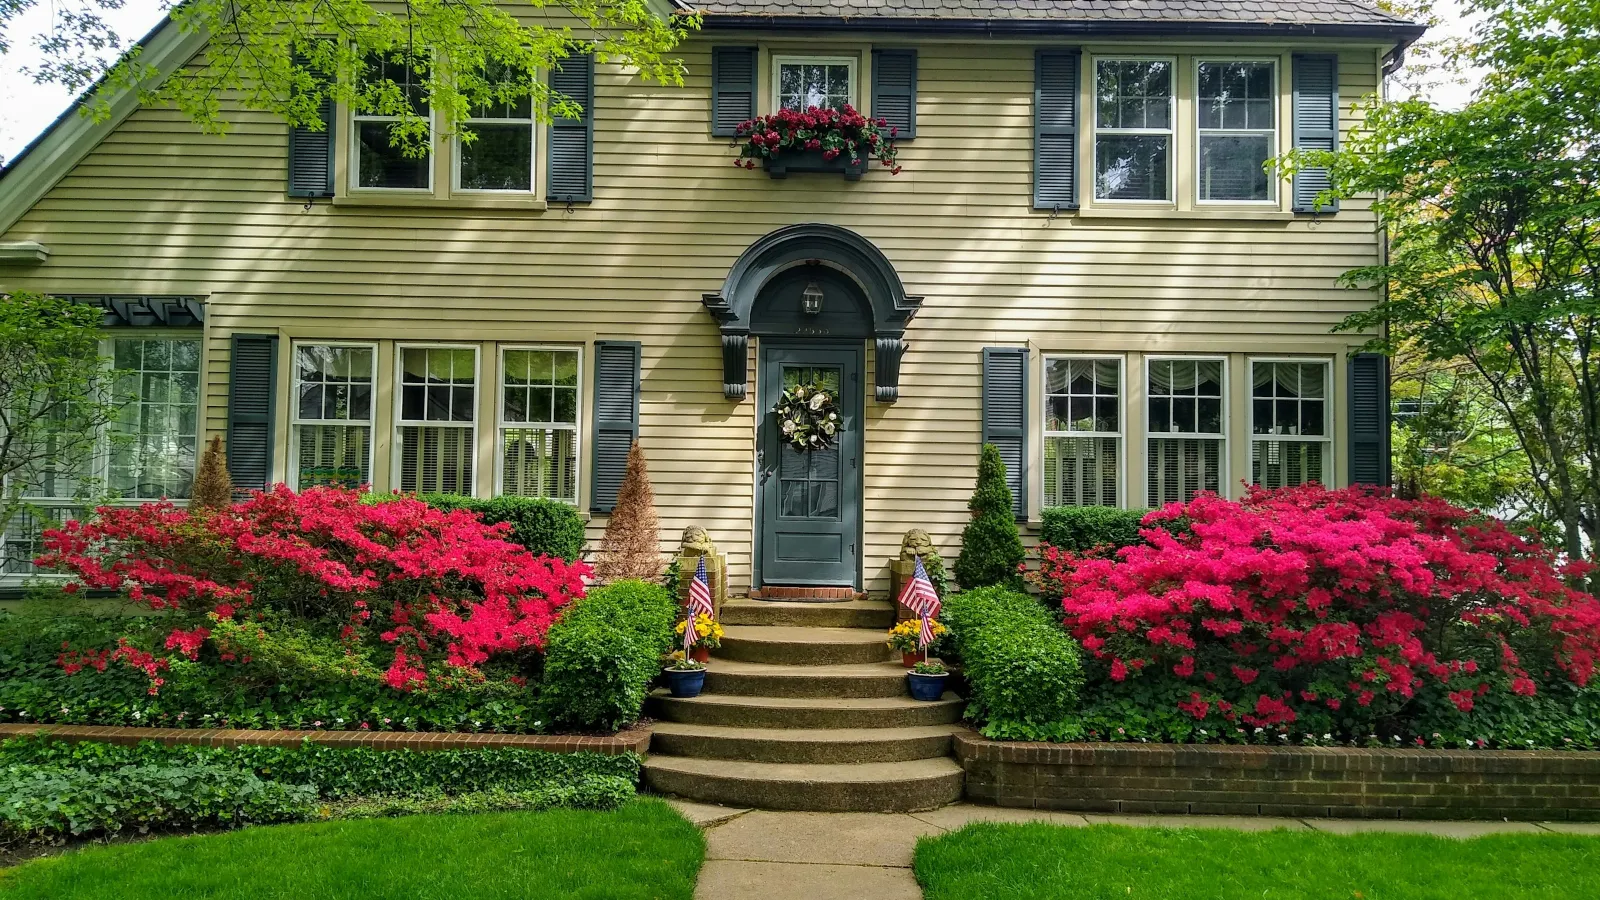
[667,800,1600,900]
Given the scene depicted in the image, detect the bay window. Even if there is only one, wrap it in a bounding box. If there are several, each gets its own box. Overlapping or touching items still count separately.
[1043,357,1123,507]
[396,345,478,495]
[1197,60,1277,202]
[1250,359,1332,488]
[1093,59,1173,202]
[1146,357,1227,506]
[292,343,375,489]
[498,347,580,502]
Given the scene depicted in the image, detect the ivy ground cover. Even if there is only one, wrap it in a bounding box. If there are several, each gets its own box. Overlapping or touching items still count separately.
[914,823,1600,900]
[0,800,703,900]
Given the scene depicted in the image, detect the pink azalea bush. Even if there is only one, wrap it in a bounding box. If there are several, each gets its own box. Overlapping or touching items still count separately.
[38,486,588,694]
[1029,485,1600,747]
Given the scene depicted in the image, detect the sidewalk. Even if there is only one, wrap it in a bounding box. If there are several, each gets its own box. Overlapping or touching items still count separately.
[668,800,1600,900]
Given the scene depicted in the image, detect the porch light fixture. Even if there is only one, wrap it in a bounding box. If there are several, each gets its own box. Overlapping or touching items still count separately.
[801,281,824,316]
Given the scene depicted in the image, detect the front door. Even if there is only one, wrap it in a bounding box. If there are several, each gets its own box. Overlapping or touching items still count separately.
[757,344,863,587]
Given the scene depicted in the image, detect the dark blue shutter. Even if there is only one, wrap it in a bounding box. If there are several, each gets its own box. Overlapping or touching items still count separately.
[982,347,1028,521]
[711,46,757,137]
[548,53,594,203]
[1034,49,1080,211]
[287,54,334,198]
[871,48,916,140]
[1292,53,1340,213]
[1348,352,1390,486]
[591,341,641,513]
[227,334,279,494]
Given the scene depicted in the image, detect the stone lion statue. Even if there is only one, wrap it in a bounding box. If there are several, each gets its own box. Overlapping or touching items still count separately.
[679,526,718,556]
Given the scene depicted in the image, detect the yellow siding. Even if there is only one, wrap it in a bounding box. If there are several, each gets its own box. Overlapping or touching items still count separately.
[0,36,1386,594]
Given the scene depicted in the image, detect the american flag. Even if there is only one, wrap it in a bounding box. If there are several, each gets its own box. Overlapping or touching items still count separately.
[897,555,942,649]
[685,556,714,651]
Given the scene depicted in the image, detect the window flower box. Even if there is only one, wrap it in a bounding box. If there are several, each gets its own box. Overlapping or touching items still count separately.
[734,105,901,181]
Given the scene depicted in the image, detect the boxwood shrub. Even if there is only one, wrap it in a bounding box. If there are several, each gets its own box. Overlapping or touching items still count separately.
[1039,506,1151,553]
[416,493,587,561]
[539,580,677,732]
[941,586,1083,742]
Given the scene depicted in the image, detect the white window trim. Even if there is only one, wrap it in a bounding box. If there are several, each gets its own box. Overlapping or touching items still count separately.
[495,344,583,503]
[1247,356,1334,486]
[1144,354,1230,502]
[1091,55,1178,205]
[289,341,379,491]
[452,96,537,195]
[350,101,436,194]
[1042,354,1126,509]
[1194,58,1280,206]
[771,54,859,112]
[392,343,481,496]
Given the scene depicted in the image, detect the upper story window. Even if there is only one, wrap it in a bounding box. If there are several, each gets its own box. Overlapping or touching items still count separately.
[1197,61,1277,203]
[1093,59,1173,202]
[292,343,376,490]
[1044,357,1123,508]
[457,65,535,193]
[499,347,580,503]
[1250,359,1331,488]
[397,345,478,495]
[1147,357,1226,506]
[774,55,856,111]
[353,54,431,191]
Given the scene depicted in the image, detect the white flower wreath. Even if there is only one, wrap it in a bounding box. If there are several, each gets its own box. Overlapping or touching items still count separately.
[774,381,841,453]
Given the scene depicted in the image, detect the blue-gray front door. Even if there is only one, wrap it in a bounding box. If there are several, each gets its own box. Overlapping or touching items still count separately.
[757,344,863,587]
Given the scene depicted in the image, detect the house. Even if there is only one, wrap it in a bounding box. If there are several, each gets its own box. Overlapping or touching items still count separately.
[0,0,1419,594]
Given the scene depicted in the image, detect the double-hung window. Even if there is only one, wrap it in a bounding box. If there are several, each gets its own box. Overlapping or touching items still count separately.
[396,346,478,495]
[292,343,376,489]
[1146,357,1227,505]
[457,65,535,193]
[353,54,432,190]
[1093,59,1173,202]
[1197,60,1277,202]
[499,347,580,503]
[1043,357,1123,507]
[774,56,855,111]
[1250,359,1331,488]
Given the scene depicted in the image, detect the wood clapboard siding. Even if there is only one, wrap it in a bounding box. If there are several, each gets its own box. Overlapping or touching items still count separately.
[0,37,1385,594]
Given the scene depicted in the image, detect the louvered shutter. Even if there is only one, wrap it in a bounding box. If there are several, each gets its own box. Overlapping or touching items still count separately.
[227,334,280,494]
[1034,49,1080,211]
[871,49,916,140]
[1348,352,1390,486]
[591,341,641,513]
[982,347,1028,521]
[1292,54,1340,214]
[548,53,594,203]
[286,54,335,198]
[711,46,757,137]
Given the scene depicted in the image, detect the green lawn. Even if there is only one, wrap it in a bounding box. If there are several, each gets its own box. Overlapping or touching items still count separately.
[914,822,1600,900]
[0,799,703,900]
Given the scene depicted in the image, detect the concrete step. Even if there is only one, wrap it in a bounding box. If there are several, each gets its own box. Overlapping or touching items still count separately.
[702,659,912,699]
[717,625,894,666]
[721,597,896,629]
[650,723,960,764]
[643,755,965,812]
[647,690,964,729]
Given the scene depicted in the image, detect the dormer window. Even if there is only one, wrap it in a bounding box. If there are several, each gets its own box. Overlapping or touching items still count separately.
[773,55,856,111]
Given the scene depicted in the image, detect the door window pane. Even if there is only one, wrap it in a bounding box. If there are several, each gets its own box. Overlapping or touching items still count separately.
[775,365,843,520]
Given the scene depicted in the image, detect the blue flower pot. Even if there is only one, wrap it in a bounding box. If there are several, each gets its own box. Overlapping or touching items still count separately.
[907,672,947,701]
[663,667,707,698]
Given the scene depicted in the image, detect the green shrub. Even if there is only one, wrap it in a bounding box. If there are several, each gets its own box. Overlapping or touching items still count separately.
[330,779,634,818]
[954,444,1026,590]
[942,587,1083,742]
[539,580,677,732]
[416,493,587,561]
[1039,506,1151,553]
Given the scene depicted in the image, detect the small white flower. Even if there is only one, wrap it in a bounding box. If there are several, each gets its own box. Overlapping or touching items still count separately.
[809,393,827,411]
[822,423,836,435]
[1323,733,1331,740]
[1254,727,1264,734]
[782,421,796,434]
[829,412,838,421]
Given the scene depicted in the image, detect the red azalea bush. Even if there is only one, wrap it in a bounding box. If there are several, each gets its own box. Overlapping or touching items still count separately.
[37,485,588,694]
[1029,485,1600,746]
[734,105,901,173]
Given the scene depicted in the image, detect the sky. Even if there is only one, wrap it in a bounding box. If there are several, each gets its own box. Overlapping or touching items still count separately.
[0,1,1483,164]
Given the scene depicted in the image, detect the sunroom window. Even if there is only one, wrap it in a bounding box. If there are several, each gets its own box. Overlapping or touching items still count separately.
[1197,61,1277,202]
[1043,357,1122,508]
[774,56,855,111]
[397,346,477,495]
[1251,359,1331,488]
[1094,59,1173,201]
[353,54,432,190]
[457,65,535,192]
[1147,357,1226,506]
[292,343,375,489]
[499,348,580,502]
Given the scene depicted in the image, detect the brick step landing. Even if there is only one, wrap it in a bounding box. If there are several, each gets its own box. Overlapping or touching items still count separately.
[651,723,960,765]
[721,597,896,630]
[703,659,912,699]
[642,756,964,813]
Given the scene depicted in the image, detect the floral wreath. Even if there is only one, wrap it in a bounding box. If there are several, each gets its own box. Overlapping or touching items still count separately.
[775,381,841,453]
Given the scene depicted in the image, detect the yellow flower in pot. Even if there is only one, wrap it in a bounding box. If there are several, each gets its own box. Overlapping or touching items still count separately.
[886,619,945,666]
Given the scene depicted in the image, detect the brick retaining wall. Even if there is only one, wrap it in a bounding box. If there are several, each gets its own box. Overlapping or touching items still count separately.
[955,731,1600,820]
[0,723,650,755]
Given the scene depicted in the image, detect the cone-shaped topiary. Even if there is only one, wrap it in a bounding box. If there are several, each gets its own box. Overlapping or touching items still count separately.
[954,443,1025,589]
[594,441,664,584]
[191,435,234,511]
